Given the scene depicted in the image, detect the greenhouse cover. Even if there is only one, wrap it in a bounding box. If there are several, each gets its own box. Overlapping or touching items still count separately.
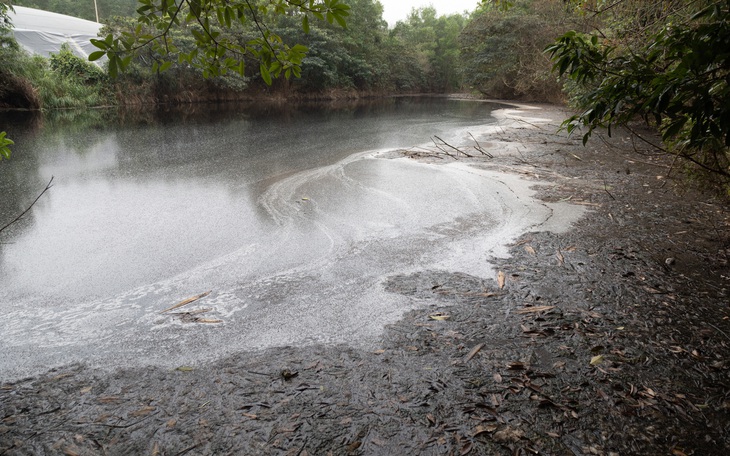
[7,6,103,63]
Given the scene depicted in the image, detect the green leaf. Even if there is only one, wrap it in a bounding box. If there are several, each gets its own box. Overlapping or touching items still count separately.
[108,56,119,78]
[88,51,106,61]
[333,13,347,28]
[260,63,272,85]
[90,38,108,50]
[302,14,309,34]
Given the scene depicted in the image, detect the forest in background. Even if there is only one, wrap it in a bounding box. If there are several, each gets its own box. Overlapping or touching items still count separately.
[1,0,728,192]
[0,0,595,108]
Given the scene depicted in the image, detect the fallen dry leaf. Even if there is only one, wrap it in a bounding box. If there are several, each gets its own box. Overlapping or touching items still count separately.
[195,318,223,324]
[524,245,537,256]
[130,406,156,417]
[161,291,212,313]
[590,355,604,366]
[516,305,556,314]
[497,271,506,289]
[493,426,525,443]
[464,343,485,362]
[472,425,498,437]
[429,313,450,321]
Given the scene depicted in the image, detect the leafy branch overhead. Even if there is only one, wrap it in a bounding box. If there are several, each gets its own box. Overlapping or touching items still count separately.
[89,0,350,83]
[545,1,730,179]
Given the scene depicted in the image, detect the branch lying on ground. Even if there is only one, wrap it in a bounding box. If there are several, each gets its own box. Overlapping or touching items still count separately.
[469,132,494,158]
[0,176,54,236]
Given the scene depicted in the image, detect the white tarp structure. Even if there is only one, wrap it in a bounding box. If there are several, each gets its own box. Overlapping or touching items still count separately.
[7,6,104,63]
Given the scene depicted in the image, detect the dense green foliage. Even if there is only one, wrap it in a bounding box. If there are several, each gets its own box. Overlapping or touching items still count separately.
[1,37,112,110]
[90,0,351,83]
[547,0,730,185]
[3,1,469,98]
[460,0,582,101]
[93,1,467,97]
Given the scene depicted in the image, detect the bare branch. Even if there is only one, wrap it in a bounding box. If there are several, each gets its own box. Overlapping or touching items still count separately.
[0,176,54,235]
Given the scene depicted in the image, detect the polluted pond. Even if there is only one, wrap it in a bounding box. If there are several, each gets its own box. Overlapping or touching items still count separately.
[1,103,729,455]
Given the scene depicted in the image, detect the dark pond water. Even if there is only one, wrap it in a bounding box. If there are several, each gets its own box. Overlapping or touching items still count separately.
[0,97,582,380]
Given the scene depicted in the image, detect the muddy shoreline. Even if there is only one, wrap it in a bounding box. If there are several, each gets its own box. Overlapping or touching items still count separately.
[2,104,729,455]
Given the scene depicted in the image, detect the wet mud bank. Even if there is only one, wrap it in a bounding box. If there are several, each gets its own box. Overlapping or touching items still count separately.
[2,104,729,455]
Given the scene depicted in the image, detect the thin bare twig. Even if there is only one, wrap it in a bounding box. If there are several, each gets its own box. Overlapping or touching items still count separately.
[434,135,473,158]
[469,132,493,158]
[430,137,457,159]
[0,176,54,235]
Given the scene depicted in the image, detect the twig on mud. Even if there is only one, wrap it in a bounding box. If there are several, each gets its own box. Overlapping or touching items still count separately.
[513,117,545,130]
[514,149,533,166]
[604,181,616,200]
[296,437,310,456]
[434,136,474,158]
[707,322,730,342]
[174,443,203,456]
[81,412,159,429]
[430,137,458,159]
[0,176,54,236]
[464,343,485,362]
[469,132,493,158]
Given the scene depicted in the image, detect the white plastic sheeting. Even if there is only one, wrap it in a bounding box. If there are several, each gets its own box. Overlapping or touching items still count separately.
[7,6,104,63]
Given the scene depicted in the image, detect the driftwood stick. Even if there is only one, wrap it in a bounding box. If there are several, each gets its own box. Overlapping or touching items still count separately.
[431,137,457,159]
[0,176,54,235]
[434,135,474,158]
[469,132,493,158]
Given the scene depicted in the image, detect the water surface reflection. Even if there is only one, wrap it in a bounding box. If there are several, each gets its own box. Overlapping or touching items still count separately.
[0,98,583,380]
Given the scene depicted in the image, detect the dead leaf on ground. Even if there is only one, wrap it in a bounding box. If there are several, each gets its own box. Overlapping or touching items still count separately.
[497,271,506,289]
[464,343,485,362]
[460,442,473,455]
[524,245,537,256]
[556,251,565,266]
[590,355,604,366]
[130,406,156,417]
[426,414,436,426]
[472,425,498,437]
[516,305,556,314]
[493,426,525,443]
[161,291,212,313]
[429,313,450,321]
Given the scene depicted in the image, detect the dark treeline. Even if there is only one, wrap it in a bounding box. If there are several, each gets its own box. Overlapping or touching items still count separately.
[1,0,599,106]
[4,0,469,106]
[3,0,729,193]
